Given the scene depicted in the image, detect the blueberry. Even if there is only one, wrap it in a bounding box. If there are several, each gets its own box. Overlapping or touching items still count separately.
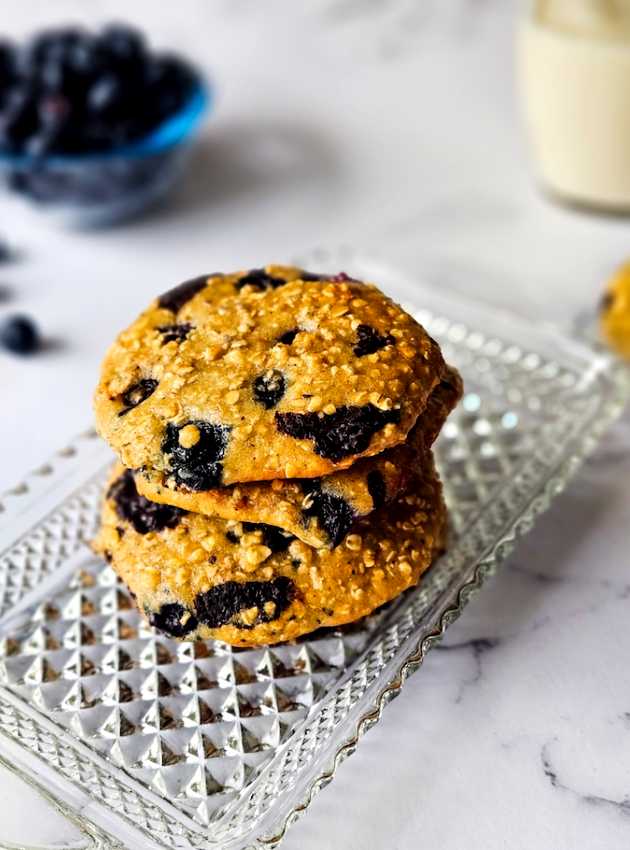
[108,469,186,534]
[330,272,358,283]
[0,237,11,262]
[277,328,299,346]
[149,602,197,638]
[0,24,199,158]
[298,270,327,281]
[0,314,40,355]
[194,577,295,628]
[162,420,230,491]
[0,86,39,150]
[235,268,287,292]
[38,92,71,126]
[22,28,85,76]
[157,322,193,344]
[300,482,355,547]
[0,40,17,83]
[276,404,401,461]
[100,24,145,65]
[242,522,295,553]
[353,324,395,357]
[118,378,158,416]
[367,470,387,510]
[253,369,286,409]
[158,275,215,313]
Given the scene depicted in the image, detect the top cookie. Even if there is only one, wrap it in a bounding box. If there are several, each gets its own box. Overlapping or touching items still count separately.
[94,266,446,485]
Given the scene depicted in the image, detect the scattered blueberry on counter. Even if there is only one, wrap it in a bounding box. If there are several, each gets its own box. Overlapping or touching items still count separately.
[0,236,11,262]
[0,314,40,355]
[0,24,198,158]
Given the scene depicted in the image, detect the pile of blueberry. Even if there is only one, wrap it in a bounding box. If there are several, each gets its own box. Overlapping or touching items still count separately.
[0,24,198,157]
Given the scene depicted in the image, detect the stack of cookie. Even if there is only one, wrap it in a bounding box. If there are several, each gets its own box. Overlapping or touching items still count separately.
[93,266,462,646]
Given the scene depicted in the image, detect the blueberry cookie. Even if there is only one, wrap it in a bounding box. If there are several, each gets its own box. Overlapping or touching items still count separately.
[93,456,447,647]
[135,367,462,548]
[600,261,630,358]
[93,266,446,485]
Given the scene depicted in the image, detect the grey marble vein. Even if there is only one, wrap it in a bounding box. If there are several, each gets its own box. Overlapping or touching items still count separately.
[541,742,630,818]
[435,637,500,703]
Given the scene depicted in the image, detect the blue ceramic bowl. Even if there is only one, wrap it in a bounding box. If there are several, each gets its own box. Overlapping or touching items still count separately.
[0,83,210,227]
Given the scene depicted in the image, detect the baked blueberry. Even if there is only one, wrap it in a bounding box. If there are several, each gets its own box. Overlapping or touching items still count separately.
[118,378,157,416]
[367,470,387,510]
[0,314,40,354]
[353,324,395,357]
[157,322,193,344]
[162,420,230,491]
[195,577,295,628]
[157,275,214,313]
[235,268,286,292]
[276,404,401,461]
[242,522,295,553]
[149,602,197,638]
[108,469,186,534]
[301,482,355,547]
[277,328,299,345]
[298,270,327,281]
[253,369,286,409]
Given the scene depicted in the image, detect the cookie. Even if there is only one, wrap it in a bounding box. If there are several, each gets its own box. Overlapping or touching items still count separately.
[93,456,447,647]
[600,261,630,358]
[93,266,446,486]
[134,367,462,548]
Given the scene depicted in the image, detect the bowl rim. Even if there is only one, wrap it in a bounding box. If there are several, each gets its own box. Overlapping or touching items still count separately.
[0,81,210,166]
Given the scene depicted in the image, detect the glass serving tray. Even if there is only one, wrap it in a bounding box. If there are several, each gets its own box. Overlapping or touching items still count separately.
[0,254,628,850]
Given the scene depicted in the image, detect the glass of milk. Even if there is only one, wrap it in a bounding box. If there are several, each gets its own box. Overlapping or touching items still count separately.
[518,0,630,212]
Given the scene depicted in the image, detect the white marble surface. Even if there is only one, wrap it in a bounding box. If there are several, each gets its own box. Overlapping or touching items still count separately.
[1,1,630,848]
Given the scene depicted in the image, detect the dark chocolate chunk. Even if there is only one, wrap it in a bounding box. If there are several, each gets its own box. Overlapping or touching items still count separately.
[301,481,355,547]
[157,274,217,313]
[253,369,286,409]
[276,404,401,461]
[149,603,198,638]
[107,469,186,534]
[161,420,230,491]
[195,577,295,628]
[157,322,193,344]
[353,324,395,357]
[118,378,157,416]
[242,522,295,553]
[367,470,387,510]
[234,268,286,292]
